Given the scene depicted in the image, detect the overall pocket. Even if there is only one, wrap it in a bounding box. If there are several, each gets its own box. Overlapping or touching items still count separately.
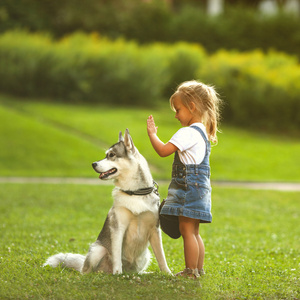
[188,182,211,200]
[173,172,187,189]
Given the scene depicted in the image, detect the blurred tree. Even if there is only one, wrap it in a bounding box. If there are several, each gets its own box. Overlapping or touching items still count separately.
[1,0,299,56]
[226,0,261,6]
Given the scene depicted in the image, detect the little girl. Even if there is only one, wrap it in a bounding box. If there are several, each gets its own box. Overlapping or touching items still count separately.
[147,80,221,279]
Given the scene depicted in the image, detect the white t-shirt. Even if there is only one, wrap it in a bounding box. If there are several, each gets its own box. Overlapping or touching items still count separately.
[169,123,208,165]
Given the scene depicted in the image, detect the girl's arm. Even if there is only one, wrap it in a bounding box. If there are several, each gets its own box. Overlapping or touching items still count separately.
[147,115,178,157]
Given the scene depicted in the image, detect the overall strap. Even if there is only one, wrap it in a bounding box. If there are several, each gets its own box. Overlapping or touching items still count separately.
[190,125,209,144]
[189,125,211,171]
[173,150,182,165]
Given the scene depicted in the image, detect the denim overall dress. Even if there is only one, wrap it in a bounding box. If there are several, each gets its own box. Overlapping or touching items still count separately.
[159,126,212,238]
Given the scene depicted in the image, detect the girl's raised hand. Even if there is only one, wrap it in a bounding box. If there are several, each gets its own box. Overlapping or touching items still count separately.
[147,115,158,136]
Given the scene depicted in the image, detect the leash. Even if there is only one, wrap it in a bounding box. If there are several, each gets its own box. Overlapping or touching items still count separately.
[121,181,159,196]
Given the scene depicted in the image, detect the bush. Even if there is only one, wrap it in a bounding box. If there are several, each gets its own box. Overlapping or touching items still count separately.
[161,42,207,96]
[198,50,300,130]
[0,31,204,105]
[0,31,54,97]
[0,31,299,131]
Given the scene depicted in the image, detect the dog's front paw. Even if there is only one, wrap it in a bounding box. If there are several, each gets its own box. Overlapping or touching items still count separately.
[113,267,122,275]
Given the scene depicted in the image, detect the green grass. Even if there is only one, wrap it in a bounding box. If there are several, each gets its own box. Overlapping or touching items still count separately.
[0,183,299,299]
[0,94,300,181]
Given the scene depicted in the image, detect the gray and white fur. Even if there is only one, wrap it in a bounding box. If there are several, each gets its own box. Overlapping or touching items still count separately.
[44,129,171,275]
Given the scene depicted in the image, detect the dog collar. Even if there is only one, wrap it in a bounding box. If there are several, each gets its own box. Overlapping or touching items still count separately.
[121,181,159,196]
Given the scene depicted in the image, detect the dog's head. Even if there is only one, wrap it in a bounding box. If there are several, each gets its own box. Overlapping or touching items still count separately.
[92,129,138,180]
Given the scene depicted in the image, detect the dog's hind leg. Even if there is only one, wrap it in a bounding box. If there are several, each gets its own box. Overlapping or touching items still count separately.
[81,241,108,274]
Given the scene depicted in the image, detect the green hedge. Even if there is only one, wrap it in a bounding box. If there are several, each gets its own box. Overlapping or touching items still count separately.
[0,31,299,131]
[0,31,206,105]
[198,50,300,130]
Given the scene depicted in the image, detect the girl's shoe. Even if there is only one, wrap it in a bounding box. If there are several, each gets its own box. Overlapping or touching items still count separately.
[198,268,205,276]
[175,268,200,279]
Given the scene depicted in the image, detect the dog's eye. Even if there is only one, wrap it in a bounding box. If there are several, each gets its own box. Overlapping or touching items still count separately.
[108,152,115,158]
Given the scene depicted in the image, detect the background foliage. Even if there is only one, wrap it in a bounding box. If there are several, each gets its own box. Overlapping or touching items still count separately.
[1,0,300,57]
[0,31,299,131]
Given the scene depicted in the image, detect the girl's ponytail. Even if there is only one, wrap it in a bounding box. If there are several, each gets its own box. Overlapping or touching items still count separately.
[205,86,221,144]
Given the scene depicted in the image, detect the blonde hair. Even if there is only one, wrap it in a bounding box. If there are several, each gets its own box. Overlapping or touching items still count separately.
[170,80,222,144]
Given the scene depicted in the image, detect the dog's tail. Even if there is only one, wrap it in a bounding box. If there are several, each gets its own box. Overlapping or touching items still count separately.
[43,253,86,272]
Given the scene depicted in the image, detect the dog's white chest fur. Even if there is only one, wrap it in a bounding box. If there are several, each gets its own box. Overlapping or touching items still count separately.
[113,189,159,215]
[121,210,156,246]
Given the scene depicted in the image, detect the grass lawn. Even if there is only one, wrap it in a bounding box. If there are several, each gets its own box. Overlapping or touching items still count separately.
[0,94,299,298]
[0,183,299,299]
[1,94,300,181]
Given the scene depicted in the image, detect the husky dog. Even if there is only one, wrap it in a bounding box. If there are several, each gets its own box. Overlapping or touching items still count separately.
[44,129,171,275]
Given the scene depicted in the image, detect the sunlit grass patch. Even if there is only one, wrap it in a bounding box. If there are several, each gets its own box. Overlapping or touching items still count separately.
[0,183,299,299]
[1,95,300,181]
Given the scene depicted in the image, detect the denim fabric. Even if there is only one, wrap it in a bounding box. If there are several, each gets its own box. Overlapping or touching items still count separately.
[160,126,212,223]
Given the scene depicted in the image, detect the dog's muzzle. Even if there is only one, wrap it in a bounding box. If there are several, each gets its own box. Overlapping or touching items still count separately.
[92,162,117,179]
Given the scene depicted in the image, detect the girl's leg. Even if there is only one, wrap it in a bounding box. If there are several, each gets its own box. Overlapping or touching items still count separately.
[196,232,205,270]
[178,216,201,270]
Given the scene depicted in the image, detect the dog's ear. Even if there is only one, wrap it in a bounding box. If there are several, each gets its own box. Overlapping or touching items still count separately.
[124,128,135,154]
[119,131,124,142]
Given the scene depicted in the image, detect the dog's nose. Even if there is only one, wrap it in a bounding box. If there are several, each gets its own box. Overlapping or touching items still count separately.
[92,162,98,169]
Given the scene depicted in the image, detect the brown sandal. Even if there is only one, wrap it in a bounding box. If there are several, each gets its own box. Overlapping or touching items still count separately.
[175,268,200,279]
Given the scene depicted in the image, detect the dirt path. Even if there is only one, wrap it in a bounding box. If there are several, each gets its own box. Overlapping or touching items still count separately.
[0,177,300,192]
